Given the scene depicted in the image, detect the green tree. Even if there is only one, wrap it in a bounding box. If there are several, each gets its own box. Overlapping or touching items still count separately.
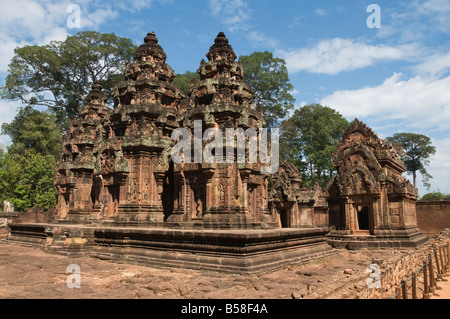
[20,154,58,210]
[0,154,57,211]
[279,119,304,169]
[386,133,436,190]
[239,51,295,127]
[421,192,449,201]
[1,105,62,158]
[290,104,349,187]
[0,146,21,210]
[173,70,199,98]
[0,106,61,211]
[1,31,136,128]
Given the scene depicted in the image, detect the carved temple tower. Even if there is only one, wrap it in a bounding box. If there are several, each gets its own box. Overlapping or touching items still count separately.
[326,119,428,248]
[55,82,108,222]
[55,32,278,229]
[270,162,329,229]
[170,32,275,229]
[98,32,185,224]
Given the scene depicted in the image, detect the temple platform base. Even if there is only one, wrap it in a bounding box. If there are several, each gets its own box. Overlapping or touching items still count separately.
[6,223,337,274]
[326,227,428,250]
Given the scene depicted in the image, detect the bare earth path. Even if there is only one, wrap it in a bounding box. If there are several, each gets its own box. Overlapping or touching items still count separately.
[0,241,401,299]
[432,275,450,299]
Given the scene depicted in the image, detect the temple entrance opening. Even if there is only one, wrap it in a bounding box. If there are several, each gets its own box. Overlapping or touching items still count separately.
[356,205,370,231]
[280,209,289,228]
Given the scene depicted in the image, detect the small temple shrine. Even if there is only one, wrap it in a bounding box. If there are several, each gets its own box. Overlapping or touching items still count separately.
[326,119,427,248]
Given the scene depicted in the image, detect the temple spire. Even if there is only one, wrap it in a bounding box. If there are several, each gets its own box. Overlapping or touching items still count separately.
[134,31,167,62]
[206,32,237,62]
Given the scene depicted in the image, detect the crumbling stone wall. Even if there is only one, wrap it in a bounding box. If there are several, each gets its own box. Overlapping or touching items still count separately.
[416,200,450,235]
[355,229,450,299]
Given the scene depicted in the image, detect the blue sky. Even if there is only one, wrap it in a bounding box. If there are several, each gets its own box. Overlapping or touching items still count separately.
[0,0,449,197]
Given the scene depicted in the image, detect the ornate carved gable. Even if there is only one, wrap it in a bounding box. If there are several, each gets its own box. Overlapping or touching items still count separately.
[270,162,302,203]
[329,119,416,198]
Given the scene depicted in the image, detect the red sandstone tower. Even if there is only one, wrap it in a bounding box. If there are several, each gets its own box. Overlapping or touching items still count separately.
[326,119,428,248]
[54,32,281,229]
[170,32,274,229]
[55,82,109,222]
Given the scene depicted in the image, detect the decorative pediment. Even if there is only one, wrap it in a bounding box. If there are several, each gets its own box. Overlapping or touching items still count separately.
[270,162,302,203]
[330,119,413,198]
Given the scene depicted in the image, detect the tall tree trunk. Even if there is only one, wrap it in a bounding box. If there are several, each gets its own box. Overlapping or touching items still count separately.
[413,170,417,189]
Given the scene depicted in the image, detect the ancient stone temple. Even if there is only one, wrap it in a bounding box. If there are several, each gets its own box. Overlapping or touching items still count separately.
[55,32,186,225]
[269,162,328,229]
[8,32,335,273]
[55,81,109,222]
[172,32,274,229]
[326,119,428,249]
[54,31,278,229]
[97,31,185,225]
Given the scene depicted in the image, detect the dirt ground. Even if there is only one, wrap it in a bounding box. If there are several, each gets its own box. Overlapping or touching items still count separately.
[0,241,406,299]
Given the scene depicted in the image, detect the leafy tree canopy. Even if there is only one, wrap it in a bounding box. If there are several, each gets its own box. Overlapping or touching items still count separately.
[1,105,62,158]
[1,31,136,129]
[421,192,450,201]
[173,70,199,98]
[0,106,61,211]
[386,133,436,190]
[0,148,57,211]
[239,51,296,128]
[288,104,349,187]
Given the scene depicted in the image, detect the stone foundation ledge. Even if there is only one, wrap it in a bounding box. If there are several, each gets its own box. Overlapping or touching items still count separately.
[6,223,337,274]
[326,228,428,250]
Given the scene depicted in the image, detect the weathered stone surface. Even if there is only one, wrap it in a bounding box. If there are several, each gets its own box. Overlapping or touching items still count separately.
[416,200,450,235]
[326,119,428,249]
[0,241,395,299]
[174,32,273,229]
[269,162,328,228]
[7,222,336,274]
[53,32,281,230]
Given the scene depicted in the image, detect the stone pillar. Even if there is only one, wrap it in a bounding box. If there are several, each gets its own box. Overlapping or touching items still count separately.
[240,169,251,214]
[344,199,353,233]
[203,168,215,212]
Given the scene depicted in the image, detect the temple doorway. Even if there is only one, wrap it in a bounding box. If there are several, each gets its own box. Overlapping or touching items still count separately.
[107,186,120,218]
[280,209,289,228]
[356,205,370,231]
[162,160,175,221]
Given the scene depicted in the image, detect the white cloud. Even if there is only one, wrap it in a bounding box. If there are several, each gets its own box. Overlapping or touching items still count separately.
[321,72,450,131]
[425,137,450,195]
[109,0,173,12]
[417,0,450,33]
[0,0,126,73]
[414,52,450,77]
[81,6,119,30]
[314,8,326,16]
[0,38,29,73]
[0,0,120,136]
[207,0,250,32]
[277,38,419,75]
[246,31,279,49]
[0,0,72,72]
[378,0,450,42]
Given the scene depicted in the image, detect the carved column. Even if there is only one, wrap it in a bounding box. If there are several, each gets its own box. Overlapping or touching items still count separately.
[240,169,251,214]
[203,168,215,212]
